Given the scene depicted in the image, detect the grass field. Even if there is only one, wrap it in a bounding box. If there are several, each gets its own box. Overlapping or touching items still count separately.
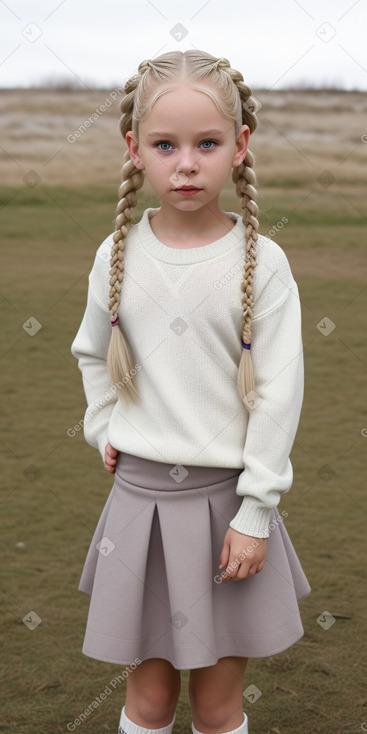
[1,88,367,734]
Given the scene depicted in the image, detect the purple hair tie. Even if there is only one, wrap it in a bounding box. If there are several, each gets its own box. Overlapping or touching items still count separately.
[242,340,251,350]
[110,316,119,327]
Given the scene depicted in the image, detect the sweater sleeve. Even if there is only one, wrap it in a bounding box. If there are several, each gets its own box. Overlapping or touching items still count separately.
[71,265,118,462]
[229,249,304,539]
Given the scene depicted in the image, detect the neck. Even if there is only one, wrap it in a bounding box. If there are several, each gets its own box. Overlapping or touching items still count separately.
[149,201,236,247]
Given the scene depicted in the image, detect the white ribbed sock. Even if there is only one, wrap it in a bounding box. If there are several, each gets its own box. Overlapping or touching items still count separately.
[191,712,248,734]
[118,705,176,734]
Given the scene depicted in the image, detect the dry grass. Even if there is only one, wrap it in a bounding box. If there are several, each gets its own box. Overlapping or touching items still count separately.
[1,88,367,186]
[1,88,367,733]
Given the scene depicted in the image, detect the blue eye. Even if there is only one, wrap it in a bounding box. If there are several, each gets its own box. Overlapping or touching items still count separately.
[200,140,216,149]
[156,142,172,151]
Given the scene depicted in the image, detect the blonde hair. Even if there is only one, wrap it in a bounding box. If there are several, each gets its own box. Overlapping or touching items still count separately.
[107,50,259,410]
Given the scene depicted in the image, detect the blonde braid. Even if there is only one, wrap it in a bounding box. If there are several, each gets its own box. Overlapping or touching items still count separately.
[106,63,147,405]
[221,61,259,410]
[232,150,259,409]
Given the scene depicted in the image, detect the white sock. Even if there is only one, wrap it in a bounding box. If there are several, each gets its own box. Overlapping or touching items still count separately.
[192,712,248,734]
[119,705,176,734]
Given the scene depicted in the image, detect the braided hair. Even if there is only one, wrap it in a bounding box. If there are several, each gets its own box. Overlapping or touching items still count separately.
[107,51,259,410]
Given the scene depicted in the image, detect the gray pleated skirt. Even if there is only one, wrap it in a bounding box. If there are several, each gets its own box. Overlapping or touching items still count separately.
[79,451,311,670]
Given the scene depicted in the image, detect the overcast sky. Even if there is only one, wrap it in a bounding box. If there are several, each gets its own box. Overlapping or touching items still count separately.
[0,0,366,90]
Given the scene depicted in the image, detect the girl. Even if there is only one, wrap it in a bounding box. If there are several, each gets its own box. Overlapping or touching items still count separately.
[71,50,311,734]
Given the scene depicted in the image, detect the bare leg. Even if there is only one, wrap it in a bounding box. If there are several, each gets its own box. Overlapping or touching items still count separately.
[124,658,181,728]
[189,656,248,734]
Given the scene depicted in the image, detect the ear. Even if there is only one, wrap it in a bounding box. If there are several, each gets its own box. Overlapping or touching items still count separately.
[125,130,145,170]
[232,124,250,167]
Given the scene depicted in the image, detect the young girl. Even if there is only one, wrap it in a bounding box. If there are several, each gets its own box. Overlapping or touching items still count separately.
[71,50,311,734]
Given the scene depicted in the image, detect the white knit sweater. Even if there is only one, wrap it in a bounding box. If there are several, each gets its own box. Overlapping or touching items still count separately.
[71,208,304,538]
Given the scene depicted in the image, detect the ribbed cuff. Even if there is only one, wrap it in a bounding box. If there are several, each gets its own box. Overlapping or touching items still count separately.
[119,706,175,734]
[229,496,272,538]
[192,712,248,734]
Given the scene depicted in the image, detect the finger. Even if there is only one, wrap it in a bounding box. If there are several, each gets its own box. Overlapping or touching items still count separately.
[231,562,257,580]
[219,542,230,571]
[106,443,119,456]
[105,463,116,473]
[219,563,234,583]
[104,448,119,469]
[223,559,243,582]
[220,555,237,583]
[104,455,117,472]
[232,564,250,580]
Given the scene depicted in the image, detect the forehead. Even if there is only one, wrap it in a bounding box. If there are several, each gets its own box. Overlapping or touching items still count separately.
[139,83,233,132]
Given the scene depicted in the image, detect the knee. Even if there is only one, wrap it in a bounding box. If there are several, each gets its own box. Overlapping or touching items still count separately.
[189,688,237,731]
[132,683,178,725]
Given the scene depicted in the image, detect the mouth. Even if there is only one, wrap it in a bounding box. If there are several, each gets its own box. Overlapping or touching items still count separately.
[176,185,201,190]
[174,186,202,195]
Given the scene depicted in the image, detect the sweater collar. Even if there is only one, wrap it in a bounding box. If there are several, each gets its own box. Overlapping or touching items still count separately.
[137,207,244,264]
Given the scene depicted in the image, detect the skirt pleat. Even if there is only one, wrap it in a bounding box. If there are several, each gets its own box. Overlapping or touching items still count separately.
[79,452,311,669]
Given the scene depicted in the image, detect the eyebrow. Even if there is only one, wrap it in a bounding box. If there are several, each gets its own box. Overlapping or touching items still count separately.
[146,129,225,138]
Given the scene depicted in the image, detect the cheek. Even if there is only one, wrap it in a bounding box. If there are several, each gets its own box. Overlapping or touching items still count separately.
[211,147,234,168]
[212,155,233,178]
[146,152,169,172]
[151,157,173,182]
[144,160,170,189]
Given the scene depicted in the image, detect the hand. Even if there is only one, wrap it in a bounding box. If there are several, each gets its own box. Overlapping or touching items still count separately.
[104,443,119,473]
[218,526,267,582]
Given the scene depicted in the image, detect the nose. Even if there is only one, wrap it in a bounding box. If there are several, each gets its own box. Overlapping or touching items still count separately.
[176,147,199,175]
